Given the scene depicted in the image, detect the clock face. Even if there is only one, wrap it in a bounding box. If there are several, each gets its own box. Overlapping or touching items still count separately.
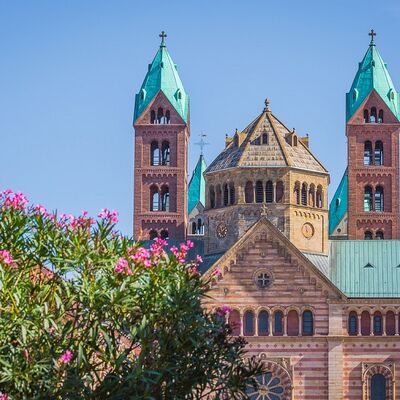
[216,223,228,238]
[302,222,314,239]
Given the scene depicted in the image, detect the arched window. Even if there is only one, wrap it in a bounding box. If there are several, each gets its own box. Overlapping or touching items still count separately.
[160,229,169,239]
[197,218,204,235]
[348,312,358,336]
[375,186,384,212]
[191,221,197,234]
[149,230,158,240]
[161,186,170,212]
[378,109,384,123]
[287,310,299,336]
[361,311,370,336]
[228,310,241,336]
[216,184,222,207]
[386,311,395,336]
[258,311,269,336]
[150,110,156,124]
[150,186,160,211]
[364,231,373,240]
[308,184,315,207]
[209,186,215,209]
[151,141,160,166]
[364,141,372,165]
[255,181,264,203]
[276,181,284,203]
[374,141,383,166]
[371,373,386,400]
[302,311,313,336]
[376,230,384,239]
[265,181,273,203]
[301,183,307,206]
[373,312,383,336]
[316,186,323,208]
[223,184,229,206]
[245,181,254,203]
[165,110,171,124]
[294,183,300,205]
[234,135,239,147]
[293,136,298,146]
[364,109,369,123]
[370,107,377,123]
[364,186,373,212]
[244,310,255,336]
[262,133,268,144]
[229,183,235,205]
[157,107,164,124]
[273,311,283,336]
[161,141,170,165]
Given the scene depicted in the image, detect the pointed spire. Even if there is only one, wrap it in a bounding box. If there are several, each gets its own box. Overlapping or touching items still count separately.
[159,31,167,48]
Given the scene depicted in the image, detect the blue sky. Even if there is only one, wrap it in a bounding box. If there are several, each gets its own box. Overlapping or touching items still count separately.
[1,0,399,236]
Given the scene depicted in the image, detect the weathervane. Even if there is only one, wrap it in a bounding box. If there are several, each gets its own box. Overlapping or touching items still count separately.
[195,133,209,156]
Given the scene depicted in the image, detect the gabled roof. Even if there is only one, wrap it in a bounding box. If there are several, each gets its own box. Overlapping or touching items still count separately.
[329,169,348,235]
[205,102,327,174]
[329,240,400,298]
[346,39,399,121]
[134,37,189,123]
[188,155,207,214]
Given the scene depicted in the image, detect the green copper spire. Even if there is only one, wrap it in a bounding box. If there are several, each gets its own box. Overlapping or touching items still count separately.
[346,30,399,121]
[134,32,189,123]
[188,154,207,214]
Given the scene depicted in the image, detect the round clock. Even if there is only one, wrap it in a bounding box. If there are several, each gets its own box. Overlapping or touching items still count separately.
[216,223,228,238]
[302,222,315,239]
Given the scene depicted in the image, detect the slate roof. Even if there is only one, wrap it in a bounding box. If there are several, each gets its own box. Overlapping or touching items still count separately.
[328,169,348,235]
[346,38,399,121]
[188,155,207,214]
[134,37,189,123]
[205,104,327,174]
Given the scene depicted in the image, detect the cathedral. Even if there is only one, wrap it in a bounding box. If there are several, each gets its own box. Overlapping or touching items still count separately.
[133,30,400,400]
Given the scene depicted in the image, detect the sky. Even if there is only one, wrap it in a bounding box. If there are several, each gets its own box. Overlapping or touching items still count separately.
[1,0,399,236]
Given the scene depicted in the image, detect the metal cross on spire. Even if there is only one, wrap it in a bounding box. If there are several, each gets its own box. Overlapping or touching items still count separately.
[368,29,376,45]
[195,133,209,156]
[159,31,167,47]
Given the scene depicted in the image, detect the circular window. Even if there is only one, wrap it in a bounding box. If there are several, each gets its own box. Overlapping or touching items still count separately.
[246,372,285,399]
[254,270,273,289]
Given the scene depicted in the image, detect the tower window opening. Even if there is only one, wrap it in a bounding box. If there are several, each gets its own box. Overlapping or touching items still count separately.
[294,183,300,205]
[150,186,160,211]
[375,186,384,212]
[265,181,273,203]
[197,218,204,235]
[161,141,170,165]
[276,181,284,203]
[287,310,299,336]
[371,373,386,400]
[165,110,171,124]
[273,311,283,336]
[209,186,215,209]
[302,310,314,336]
[262,133,268,144]
[161,186,170,212]
[364,141,372,165]
[378,109,384,123]
[245,181,254,203]
[149,229,158,240]
[229,183,235,205]
[216,184,222,207]
[364,230,373,240]
[364,186,373,212]
[386,311,395,335]
[157,107,164,124]
[223,184,229,206]
[151,141,160,166]
[363,109,369,123]
[373,312,383,335]
[191,221,197,234]
[375,230,384,240]
[370,107,377,123]
[316,186,323,208]
[150,110,156,124]
[374,141,383,166]
[243,310,255,336]
[160,229,169,240]
[255,181,264,203]
[258,311,269,336]
[348,312,358,336]
[309,185,316,207]
[301,183,307,206]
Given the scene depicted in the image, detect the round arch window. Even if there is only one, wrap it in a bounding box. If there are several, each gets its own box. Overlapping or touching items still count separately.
[254,270,273,289]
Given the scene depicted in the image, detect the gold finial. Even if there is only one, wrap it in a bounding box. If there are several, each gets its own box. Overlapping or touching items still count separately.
[368,29,376,46]
[264,98,270,112]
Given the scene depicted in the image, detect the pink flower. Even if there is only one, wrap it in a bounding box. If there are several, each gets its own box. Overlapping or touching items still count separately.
[98,208,119,224]
[212,268,222,278]
[196,255,203,264]
[115,257,129,273]
[1,190,28,210]
[0,392,9,400]
[216,305,232,317]
[34,204,50,218]
[0,250,15,268]
[58,349,74,364]
[188,266,199,275]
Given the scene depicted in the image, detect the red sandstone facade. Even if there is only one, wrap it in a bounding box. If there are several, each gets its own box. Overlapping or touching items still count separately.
[347,91,400,240]
[133,92,189,240]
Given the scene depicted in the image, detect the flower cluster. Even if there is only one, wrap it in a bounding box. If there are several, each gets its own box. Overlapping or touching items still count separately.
[0,189,28,210]
[98,208,119,224]
[58,212,95,231]
[34,204,50,218]
[115,257,132,275]
[58,350,74,365]
[170,240,194,263]
[216,305,232,317]
[0,250,15,268]
[0,392,9,400]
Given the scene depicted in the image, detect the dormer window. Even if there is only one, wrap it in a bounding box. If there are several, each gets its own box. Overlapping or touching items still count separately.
[262,133,268,144]
[140,89,146,101]
[352,88,358,101]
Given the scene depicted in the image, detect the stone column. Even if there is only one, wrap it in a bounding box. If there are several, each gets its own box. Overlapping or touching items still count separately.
[383,314,387,336]
[396,314,399,336]
[273,182,276,203]
[255,314,258,336]
[370,314,374,336]
[283,314,288,336]
[299,314,303,336]
[357,314,362,336]
[269,316,273,336]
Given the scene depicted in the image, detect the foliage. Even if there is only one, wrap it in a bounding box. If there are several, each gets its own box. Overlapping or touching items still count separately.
[0,190,264,399]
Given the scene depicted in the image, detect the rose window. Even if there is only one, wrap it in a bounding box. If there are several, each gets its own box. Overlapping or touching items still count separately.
[246,372,285,400]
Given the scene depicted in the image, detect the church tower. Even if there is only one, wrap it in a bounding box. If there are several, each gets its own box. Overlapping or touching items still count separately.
[133,32,190,240]
[346,31,400,240]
